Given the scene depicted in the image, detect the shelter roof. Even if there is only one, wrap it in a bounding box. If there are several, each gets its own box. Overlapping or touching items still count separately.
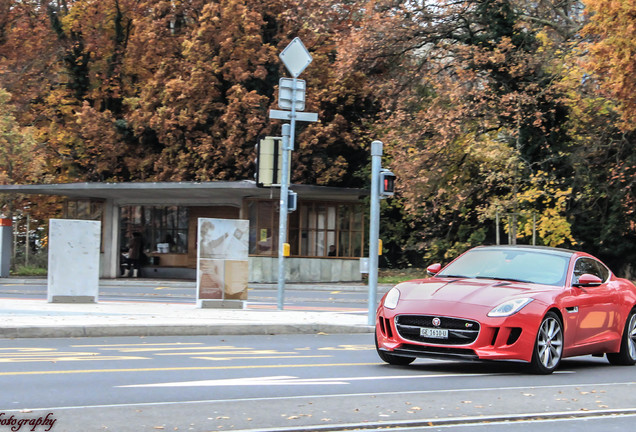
[0,180,367,203]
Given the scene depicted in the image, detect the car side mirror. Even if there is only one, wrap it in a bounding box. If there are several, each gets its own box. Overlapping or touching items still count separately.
[573,273,603,287]
[427,263,442,277]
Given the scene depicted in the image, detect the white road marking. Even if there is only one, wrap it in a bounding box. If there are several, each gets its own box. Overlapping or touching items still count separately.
[118,372,503,388]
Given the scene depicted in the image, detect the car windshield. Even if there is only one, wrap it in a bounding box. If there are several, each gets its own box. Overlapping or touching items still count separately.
[437,248,571,286]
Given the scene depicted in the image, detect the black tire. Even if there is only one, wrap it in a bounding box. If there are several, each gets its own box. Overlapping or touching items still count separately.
[607,309,636,366]
[375,332,415,366]
[530,311,563,374]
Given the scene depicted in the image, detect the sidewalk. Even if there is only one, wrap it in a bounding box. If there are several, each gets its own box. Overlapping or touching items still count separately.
[0,278,387,339]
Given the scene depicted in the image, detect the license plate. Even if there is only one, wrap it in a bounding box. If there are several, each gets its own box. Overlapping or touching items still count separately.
[420,327,448,339]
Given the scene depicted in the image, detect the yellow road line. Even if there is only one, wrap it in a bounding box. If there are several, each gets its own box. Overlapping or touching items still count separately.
[0,351,101,357]
[192,355,332,361]
[99,346,252,352]
[70,343,204,348]
[0,356,148,363]
[0,348,57,351]
[154,350,298,356]
[0,362,381,376]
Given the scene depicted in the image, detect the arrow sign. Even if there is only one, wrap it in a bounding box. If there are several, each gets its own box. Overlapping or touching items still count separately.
[119,376,348,388]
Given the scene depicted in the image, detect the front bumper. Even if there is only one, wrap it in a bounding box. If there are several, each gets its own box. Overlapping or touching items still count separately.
[376,302,544,363]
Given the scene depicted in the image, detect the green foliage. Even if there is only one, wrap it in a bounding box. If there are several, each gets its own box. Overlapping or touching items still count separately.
[338,0,635,275]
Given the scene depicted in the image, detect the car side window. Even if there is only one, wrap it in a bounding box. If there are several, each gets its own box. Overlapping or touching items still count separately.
[573,258,608,284]
[593,260,610,282]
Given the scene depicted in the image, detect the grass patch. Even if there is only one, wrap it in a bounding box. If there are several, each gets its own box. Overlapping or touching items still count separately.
[12,265,47,276]
[378,268,426,285]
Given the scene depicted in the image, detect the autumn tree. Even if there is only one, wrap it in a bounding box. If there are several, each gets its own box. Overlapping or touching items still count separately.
[336,0,588,263]
[582,0,636,128]
[0,88,45,186]
[558,38,636,273]
[0,0,380,186]
[125,0,377,184]
[0,87,55,228]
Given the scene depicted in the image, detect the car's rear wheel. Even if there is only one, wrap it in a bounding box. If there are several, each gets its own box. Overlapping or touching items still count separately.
[530,311,563,374]
[375,333,415,366]
[607,309,636,366]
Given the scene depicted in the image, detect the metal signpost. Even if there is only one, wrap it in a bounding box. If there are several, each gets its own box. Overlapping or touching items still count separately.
[269,37,318,310]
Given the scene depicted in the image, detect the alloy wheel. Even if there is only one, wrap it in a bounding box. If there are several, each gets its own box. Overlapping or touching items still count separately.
[536,315,563,370]
[627,313,636,361]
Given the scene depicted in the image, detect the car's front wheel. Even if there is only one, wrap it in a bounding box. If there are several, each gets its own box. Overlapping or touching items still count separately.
[375,333,415,366]
[607,309,636,366]
[530,311,563,374]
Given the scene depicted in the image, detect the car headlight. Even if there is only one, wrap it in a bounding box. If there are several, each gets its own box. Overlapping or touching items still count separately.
[488,298,534,317]
[384,287,401,309]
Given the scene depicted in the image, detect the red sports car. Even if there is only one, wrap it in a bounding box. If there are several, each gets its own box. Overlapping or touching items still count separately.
[375,245,636,374]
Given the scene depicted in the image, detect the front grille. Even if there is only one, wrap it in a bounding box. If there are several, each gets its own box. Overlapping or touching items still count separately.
[395,315,480,345]
[397,344,478,360]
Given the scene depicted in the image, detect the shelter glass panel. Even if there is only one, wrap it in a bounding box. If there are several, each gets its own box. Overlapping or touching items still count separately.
[120,205,189,256]
[246,199,364,258]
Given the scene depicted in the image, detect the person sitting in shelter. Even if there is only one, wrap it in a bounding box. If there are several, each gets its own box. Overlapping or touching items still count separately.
[126,231,143,278]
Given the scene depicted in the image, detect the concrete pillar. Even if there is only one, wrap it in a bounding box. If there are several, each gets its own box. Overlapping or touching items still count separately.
[0,218,12,277]
[100,199,119,278]
[48,219,101,303]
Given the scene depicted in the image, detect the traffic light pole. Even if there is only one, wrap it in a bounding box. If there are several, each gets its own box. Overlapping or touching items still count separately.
[277,122,291,310]
[368,140,383,326]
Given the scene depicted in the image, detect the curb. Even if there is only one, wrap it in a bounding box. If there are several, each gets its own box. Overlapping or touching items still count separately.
[0,324,375,339]
[230,407,636,432]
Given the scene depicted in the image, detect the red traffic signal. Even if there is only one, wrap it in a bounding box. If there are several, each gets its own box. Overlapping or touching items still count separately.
[379,169,396,197]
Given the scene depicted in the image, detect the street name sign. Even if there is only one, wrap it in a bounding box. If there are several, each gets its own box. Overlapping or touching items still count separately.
[269,109,317,122]
[279,78,306,111]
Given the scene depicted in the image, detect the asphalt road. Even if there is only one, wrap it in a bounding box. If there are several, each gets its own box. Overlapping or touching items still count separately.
[2,334,636,432]
[0,280,377,310]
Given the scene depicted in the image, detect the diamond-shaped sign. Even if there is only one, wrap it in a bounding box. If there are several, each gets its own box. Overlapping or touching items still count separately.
[279,37,312,78]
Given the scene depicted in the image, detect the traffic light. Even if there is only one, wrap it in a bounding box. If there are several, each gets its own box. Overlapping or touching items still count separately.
[256,136,289,187]
[379,169,396,198]
[287,190,297,212]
